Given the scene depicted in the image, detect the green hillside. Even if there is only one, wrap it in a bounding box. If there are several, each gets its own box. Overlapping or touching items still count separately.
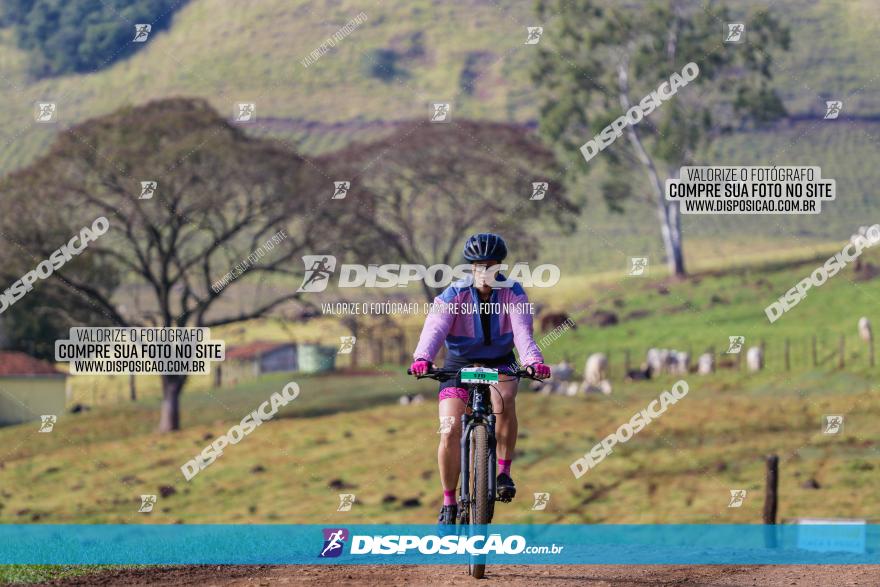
[1,0,876,142]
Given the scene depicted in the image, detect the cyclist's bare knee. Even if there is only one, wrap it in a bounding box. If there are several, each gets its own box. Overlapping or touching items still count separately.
[492,380,518,412]
[438,398,465,448]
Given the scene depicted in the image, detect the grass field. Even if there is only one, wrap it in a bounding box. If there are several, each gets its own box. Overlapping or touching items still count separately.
[4,242,880,529]
[0,565,119,585]
[1,365,877,527]
[537,244,880,373]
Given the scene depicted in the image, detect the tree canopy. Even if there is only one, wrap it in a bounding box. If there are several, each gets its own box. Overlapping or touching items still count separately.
[1,0,186,77]
[318,119,580,301]
[532,0,790,275]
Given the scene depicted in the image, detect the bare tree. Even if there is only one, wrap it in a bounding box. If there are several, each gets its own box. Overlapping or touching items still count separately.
[318,120,579,301]
[0,98,377,431]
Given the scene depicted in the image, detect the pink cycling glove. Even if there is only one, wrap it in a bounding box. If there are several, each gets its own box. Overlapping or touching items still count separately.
[410,359,432,376]
[530,363,551,379]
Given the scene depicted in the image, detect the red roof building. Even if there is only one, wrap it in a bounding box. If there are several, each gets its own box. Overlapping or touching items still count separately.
[0,351,65,377]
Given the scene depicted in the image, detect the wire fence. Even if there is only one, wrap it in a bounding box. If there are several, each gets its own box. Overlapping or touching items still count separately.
[64,327,877,408]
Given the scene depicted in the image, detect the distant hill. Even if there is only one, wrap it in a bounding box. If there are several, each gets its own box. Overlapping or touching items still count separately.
[0,0,877,271]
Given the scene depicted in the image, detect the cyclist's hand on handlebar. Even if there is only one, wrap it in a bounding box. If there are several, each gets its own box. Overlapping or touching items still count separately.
[409,359,432,376]
[528,363,551,379]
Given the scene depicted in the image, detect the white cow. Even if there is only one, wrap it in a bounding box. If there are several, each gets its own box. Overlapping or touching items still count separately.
[584,353,608,386]
[859,317,872,342]
[646,348,664,374]
[673,352,690,375]
[746,347,763,372]
[581,353,612,395]
[697,353,714,375]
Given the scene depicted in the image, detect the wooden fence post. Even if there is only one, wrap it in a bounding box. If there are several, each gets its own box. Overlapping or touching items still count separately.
[784,338,790,372]
[764,454,779,525]
[624,349,631,376]
[871,337,875,368]
[839,335,845,369]
[763,454,779,549]
[812,335,818,367]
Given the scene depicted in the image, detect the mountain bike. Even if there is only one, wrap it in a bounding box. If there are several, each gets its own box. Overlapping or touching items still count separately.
[408,363,545,578]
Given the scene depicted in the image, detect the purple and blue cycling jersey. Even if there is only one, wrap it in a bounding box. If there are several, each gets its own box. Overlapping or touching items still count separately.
[413,274,544,366]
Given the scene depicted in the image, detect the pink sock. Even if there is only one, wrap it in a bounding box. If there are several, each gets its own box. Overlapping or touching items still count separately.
[443,490,456,506]
[498,458,511,475]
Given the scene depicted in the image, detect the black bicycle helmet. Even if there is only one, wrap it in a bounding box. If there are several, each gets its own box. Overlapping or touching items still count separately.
[463,233,508,262]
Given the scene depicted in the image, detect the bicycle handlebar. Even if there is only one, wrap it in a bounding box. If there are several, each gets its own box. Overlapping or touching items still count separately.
[407,365,547,382]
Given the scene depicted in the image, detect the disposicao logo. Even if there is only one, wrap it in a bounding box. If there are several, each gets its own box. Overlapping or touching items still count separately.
[297,256,560,291]
[298,255,338,292]
[319,528,349,558]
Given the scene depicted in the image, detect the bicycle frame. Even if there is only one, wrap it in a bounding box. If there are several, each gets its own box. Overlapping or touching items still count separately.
[406,363,542,525]
[458,382,497,518]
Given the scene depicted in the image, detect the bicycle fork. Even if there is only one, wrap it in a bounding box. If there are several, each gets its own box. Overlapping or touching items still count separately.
[458,412,498,519]
[487,414,497,501]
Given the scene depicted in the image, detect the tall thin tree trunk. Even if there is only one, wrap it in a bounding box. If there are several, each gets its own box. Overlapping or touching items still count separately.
[666,191,686,276]
[129,374,137,402]
[618,61,687,277]
[159,374,186,432]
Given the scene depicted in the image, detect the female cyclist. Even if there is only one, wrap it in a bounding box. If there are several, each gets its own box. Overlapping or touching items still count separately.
[409,233,551,525]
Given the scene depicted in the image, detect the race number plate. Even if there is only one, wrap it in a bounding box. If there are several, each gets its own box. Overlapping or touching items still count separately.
[460,367,499,383]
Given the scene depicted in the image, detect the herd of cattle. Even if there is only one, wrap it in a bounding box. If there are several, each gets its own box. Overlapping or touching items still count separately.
[399,316,875,401]
[402,320,863,400]
[531,316,875,397]
[531,346,767,396]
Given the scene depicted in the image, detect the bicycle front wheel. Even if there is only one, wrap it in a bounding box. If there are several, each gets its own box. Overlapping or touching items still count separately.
[468,423,490,578]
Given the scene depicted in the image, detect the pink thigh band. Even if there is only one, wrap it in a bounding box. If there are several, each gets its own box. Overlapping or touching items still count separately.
[438,387,469,402]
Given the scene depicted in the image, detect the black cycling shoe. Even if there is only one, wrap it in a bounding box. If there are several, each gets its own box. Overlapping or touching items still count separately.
[496,473,516,502]
[438,504,458,526]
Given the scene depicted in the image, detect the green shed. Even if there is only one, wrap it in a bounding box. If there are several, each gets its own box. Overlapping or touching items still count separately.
[297,344,337,373]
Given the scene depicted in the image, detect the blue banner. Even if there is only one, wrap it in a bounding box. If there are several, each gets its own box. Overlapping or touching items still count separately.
[0,524,876,565]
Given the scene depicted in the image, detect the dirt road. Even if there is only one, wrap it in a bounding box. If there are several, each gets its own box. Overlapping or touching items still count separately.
[45,564,879,586]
